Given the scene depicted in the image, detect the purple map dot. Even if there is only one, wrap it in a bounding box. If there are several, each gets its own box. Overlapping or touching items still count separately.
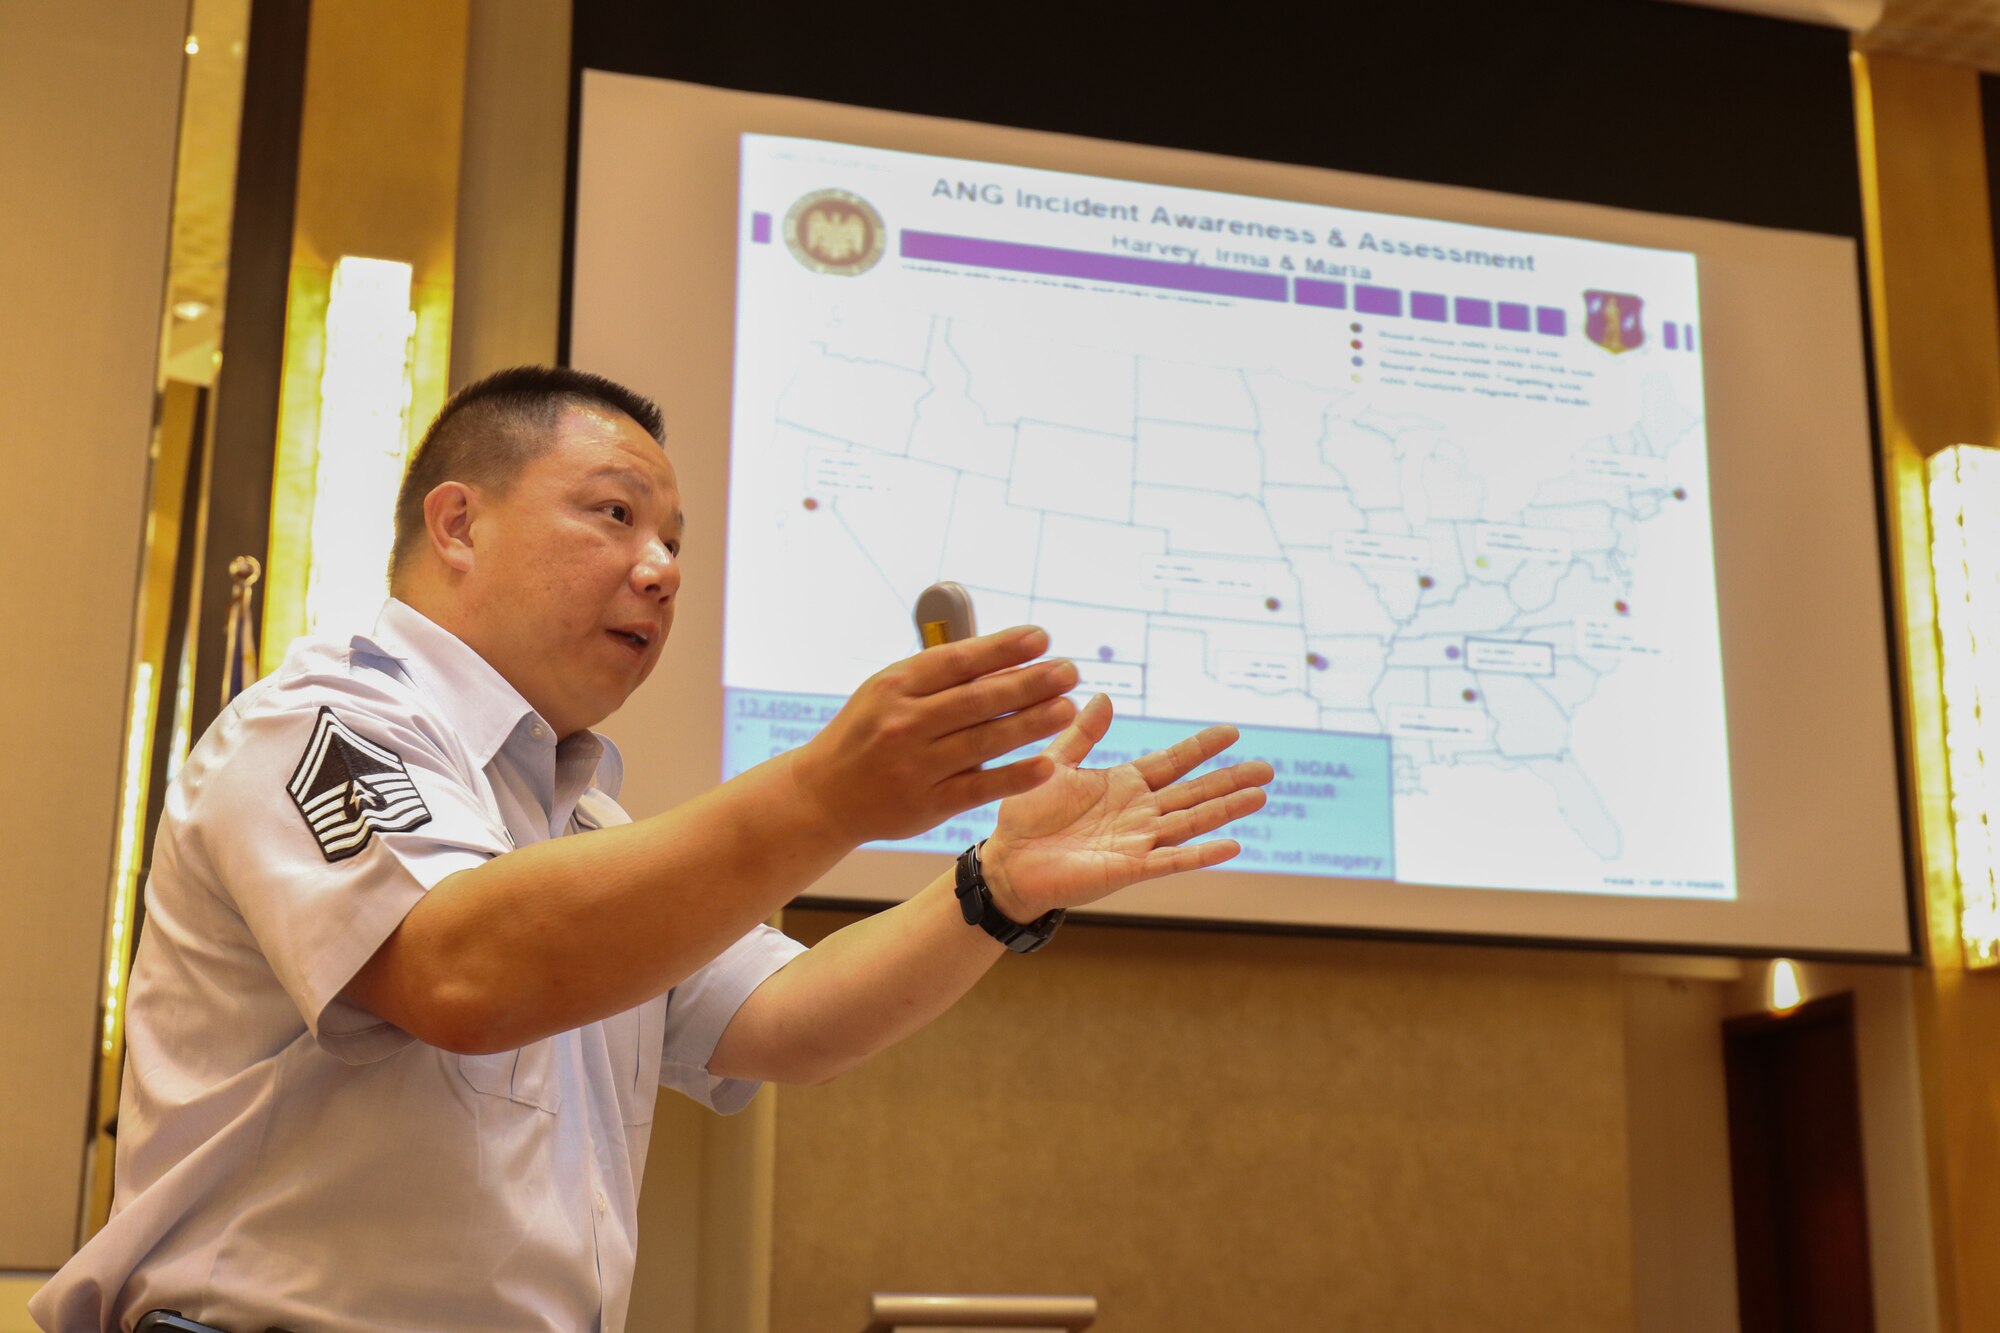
[1445,645,1461,660]
[1097,645,1114,661]
[1307,652,1328,670]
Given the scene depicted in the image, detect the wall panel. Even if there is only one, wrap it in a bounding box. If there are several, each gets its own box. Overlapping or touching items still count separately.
[772,911,1634,1333]
[0,0,188,1265]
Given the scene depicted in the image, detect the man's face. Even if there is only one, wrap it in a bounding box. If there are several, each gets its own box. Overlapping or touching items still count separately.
[457,405,684,738]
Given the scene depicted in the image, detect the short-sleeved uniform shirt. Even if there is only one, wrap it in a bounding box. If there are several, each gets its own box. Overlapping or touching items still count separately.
[32,600,805,1333]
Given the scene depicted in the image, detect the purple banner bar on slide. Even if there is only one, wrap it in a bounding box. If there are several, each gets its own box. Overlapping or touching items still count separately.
[1664,321,1678,350]
[1535,306,1567,336]
[1411,292,1448,322]
[1355,285,1402,317]
[900,230,1287,301]
[1453,297,1492,327]
[1497,302,1531,332]
[751,212,772,244]
[1294,278,1347,309]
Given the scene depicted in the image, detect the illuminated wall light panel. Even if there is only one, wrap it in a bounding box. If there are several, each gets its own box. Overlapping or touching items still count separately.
[1769,958,1804,1014]
[1927,443,2000,969]
[306,256,415,635]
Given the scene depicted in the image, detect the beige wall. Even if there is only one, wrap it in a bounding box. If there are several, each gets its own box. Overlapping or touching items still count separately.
[0,1,187,1266]
[770,912,1637,1333]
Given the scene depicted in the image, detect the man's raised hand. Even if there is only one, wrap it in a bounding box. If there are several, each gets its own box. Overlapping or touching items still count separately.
[977,694,1275,922]
[788,626,1080,844]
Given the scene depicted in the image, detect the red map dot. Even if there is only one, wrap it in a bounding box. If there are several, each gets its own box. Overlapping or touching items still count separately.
[1418,575,1435,590]
[802,497,819,511]
[1615,599,1630,615]
[1264,596,1282,611]
[1462,688,1478,702]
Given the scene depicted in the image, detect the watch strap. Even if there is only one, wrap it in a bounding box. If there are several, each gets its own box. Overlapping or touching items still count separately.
[955,842,1065,954]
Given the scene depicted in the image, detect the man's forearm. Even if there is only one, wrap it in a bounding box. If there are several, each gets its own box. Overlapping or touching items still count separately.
[346,627,1078,1055]
[346,749,855,1054]
[706,869,1005,1085]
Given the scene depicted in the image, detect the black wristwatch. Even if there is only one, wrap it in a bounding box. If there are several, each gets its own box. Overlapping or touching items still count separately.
[954,842,1065,953]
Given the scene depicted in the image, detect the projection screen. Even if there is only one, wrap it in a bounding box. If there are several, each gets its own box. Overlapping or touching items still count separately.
[571,72,1912,958]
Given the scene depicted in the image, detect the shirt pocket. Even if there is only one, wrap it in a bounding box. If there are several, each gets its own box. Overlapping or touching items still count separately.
[457,1038,562,1114]
[605,999,668,1127]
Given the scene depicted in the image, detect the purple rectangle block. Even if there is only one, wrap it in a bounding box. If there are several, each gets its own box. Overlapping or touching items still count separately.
[1411,292,1447,322]
[1294,278,1347,309]
[1453,297,1492,327]
[899,230,1288,302]
[1535,306,1567,336]
[1497,302,1531,332]
[1663,321,1678,350]
[1355,285,1402,317]
[751,212,772,244]
[1684,323,1696,352]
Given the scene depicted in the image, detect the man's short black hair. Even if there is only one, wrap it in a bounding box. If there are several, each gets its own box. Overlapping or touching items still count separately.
[389,365,665,585]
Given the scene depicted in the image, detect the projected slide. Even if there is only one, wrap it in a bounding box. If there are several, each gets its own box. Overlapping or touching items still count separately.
[720,135,1734,902]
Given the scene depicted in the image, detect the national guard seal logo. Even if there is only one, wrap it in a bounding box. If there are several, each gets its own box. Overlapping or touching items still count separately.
[1583,290,1645,354]
[784,189,886,276]
[288,707,433,862]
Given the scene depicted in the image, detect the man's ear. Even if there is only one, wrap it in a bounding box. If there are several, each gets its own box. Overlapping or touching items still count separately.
[423,481,479,575]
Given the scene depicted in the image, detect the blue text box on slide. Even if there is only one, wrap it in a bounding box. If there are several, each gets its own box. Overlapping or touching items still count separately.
[723,687,1397,880]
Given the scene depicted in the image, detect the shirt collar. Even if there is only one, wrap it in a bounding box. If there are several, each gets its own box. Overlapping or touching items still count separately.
[352,600,625,801]
[352,599,556,771]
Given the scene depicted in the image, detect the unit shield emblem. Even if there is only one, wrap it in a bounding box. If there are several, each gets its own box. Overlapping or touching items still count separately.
[784,189,886,276]
[1583,290,1645,354]
[287,706,433,862]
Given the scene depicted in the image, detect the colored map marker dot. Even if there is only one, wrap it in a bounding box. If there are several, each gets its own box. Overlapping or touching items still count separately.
[1445,645,1461,660]
[1673,486,1688,501]
[1351,356,1364,367]
[1097,645,1114,661]
[1351,374,1362,383]
[802,497,819,511]
[1615,599,1630,615]
[1462,688,1478,703]
[1307,652,1328,671]
[1474,556,1489,569]
[1418,574,1435,590]
[1350,339,1363,350]
[1264,596,1282,611]
[1349,322,1362,333]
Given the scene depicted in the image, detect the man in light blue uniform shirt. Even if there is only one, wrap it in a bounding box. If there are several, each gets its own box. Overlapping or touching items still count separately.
[34,367,1271,1333]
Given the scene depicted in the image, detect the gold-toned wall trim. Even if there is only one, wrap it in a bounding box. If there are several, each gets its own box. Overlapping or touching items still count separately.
[81,382,209,1239]
[1852,44,2000,1333]
[262,0,467,664]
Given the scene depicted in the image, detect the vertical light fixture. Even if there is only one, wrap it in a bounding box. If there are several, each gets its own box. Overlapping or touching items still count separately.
[1769,958,1805,1014]
[1927,442,2000,969]
[306,256,415,635]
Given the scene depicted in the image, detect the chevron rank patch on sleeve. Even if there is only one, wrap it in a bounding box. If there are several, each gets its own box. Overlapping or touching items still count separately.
[287,706,434,863]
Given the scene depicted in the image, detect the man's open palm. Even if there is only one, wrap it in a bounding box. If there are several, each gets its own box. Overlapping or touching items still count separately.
[983,694,1274,920]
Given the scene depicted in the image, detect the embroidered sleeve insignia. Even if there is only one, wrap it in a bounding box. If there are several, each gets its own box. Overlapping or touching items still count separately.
[287,707,434,862]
